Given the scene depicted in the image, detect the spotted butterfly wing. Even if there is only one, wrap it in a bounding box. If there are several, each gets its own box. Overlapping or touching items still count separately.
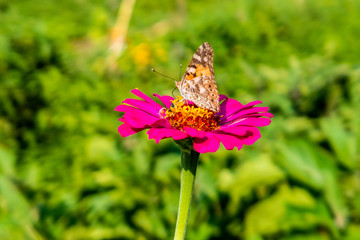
[175,42,220,112]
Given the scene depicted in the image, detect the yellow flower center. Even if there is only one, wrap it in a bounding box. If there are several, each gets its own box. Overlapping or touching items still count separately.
[165,97,220,131]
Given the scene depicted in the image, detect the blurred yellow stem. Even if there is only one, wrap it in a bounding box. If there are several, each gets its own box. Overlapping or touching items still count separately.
[107,0,136,69]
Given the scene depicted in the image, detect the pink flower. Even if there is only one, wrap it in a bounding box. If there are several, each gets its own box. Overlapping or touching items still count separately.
[115,89,273,153]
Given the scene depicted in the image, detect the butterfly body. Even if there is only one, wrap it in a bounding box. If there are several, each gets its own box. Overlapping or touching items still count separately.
[175,42,220,112]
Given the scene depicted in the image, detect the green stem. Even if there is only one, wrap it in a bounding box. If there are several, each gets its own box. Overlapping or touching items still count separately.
[174,139,200,240]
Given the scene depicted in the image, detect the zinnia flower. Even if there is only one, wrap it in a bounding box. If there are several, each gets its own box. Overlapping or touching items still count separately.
[115,89,273,153]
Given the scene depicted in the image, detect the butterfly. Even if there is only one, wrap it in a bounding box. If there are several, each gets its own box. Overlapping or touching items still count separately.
[175,42,220,112]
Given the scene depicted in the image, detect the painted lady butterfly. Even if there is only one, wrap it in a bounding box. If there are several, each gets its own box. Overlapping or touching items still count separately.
[175,42,220,112]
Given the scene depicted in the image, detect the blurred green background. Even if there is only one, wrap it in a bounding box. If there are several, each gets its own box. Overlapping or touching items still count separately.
[0,0,359,239]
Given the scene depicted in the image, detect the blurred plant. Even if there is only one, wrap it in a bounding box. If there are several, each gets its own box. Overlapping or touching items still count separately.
[1,0,360,239]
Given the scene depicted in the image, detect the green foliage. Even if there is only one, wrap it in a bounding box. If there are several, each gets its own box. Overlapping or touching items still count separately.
[0,0,359,239]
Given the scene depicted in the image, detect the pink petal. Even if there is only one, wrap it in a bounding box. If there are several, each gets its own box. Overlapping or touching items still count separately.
[122,98,161,116]
[114,104,132,112]
[223,106,270,123]
[147,120,188,143]
[211,127,261,150]
[150,119,169,127]
[213,133,244,150]
[221,100,263,119]
[222,117,272,128]
[193,133,220,153]
[131,89,160,106]
[219,98,243,117]
[217,126,261,145]
[121,107,159,128]
[118,123,144,137]
[242,100,263,109]
[235,113,274,118]
[183,127,206,138]
[219,94,228,102]
[153,93,174,108]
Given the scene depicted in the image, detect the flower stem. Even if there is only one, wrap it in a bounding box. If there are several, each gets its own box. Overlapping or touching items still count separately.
[174,140,200,240]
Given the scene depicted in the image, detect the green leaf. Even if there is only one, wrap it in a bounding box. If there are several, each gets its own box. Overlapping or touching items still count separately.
[276,140,324,190]
[218,154,285,213]
[245,184,338,239]
[320,117,357,169]
[277,139,348,228]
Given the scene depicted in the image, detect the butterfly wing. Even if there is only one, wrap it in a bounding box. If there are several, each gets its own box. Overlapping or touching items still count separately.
[175,42,220,112]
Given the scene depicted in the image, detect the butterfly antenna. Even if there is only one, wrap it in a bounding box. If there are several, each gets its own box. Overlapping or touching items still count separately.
[171,86,177,98]
[151,68,177,81]
[171,64,182,98]
[178,64,182,81]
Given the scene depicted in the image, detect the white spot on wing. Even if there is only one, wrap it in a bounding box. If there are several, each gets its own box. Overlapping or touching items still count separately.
[199,86,207,94]
[192,76,202,84]
[193,54,201,62]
